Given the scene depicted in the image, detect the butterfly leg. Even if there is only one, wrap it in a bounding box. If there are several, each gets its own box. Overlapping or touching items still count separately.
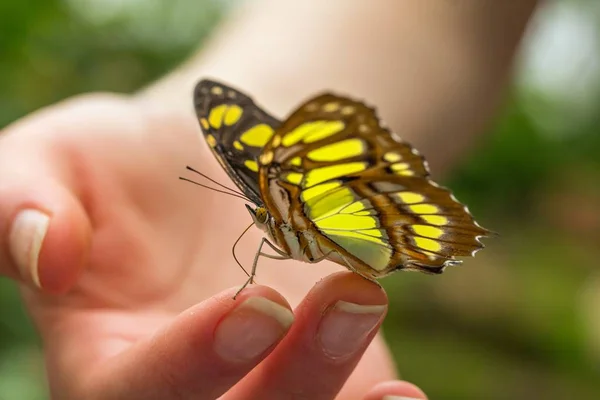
[260,237,290,259]
[233,237,290,299]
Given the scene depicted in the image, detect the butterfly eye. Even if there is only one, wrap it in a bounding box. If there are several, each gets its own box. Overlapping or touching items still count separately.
[245,204,269,225]
[255,207,269,224]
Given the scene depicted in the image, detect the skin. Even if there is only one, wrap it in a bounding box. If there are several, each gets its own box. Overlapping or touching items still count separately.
[0,1,539,399]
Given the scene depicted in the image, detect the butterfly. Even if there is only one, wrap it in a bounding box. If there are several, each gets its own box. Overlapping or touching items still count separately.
[189,79,490,297]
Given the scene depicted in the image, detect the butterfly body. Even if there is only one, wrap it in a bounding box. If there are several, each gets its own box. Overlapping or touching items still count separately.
[252,177,393,281]
[192,79,490,290]
[250,205,326,265]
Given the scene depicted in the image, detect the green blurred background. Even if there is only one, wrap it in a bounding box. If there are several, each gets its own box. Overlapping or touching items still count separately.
[1,0,599,399]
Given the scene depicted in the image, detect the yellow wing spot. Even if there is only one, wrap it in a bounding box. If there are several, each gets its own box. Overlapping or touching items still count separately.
[412,225,444,239]
[393,192,424,204]
[391,162,410,171]
[208,105,229,129]
[315,214,378,230]
[233,140,244,151]
[210,86,223,95]
[307,139,364,162]
[240,124,275,147]
[244,160,259,172]
[301,182,341,202]
[271,134,282,148]
[409,204,439,214]
[290,157,302,166]
[414,237,442,252]
[305,162,366,187]
[281,121,345,146]
[282,121,322,146]
[383,152,402,162]
[422,215,448,226]
[341,106,355,115]
[322,229,384,245]
[353,210,373,216]
[304,121,345,143]
[323,102,340,112]
[259,150,274,165]
[285,172,303,185]
[224,105,243,126]
[206,134,217,148]
[200,118,209,130]
[391,163,415,176]
[361,228,384,238]
[308,187,354,220]
[342,200,370,214]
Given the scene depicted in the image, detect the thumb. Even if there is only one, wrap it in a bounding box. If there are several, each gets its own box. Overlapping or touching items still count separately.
[0,117,92,294]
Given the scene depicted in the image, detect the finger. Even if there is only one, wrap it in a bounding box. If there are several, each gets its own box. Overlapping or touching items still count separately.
[223,272,389,400]
[0,125,92,294]
[363,380,428,400]
[78,285,294,400]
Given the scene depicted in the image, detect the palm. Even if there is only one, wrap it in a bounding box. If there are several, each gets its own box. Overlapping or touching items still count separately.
[23,94,337,352]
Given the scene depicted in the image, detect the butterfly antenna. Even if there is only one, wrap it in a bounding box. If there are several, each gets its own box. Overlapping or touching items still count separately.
[179,177,252,202]
[231,222,255,278]
[185,166,249,198]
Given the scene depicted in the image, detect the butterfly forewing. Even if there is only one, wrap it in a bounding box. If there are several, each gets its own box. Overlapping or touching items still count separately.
[194,79,281,205]
[258,93,489,277]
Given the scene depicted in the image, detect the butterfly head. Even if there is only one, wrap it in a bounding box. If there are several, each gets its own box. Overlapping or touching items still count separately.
[245,204,269,228]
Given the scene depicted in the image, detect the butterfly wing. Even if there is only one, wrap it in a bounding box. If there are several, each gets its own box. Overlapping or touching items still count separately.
[194,79,281,205]
[258,93,489,277]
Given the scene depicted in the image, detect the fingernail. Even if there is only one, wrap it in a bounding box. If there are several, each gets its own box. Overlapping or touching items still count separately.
[214,296,294,363]
[9,209,50,288]
[318,300,386,359]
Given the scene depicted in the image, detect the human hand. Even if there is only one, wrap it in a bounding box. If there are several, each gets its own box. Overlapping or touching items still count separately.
[0,93,426,399]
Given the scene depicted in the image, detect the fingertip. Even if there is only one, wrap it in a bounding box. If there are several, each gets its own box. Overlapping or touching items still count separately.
[364,380,428,400]
[225,283,293,311]
[2,182,92,294]
[164,283,294,364]
[212,287,294,365]
[306,271,389,312]
[282,271,388,358]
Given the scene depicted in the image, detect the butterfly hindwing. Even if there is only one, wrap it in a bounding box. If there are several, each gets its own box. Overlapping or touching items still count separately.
[194,79,281,204]
[258,93,489,277]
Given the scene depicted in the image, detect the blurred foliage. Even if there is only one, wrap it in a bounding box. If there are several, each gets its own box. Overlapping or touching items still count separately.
[0,0,225,128]
[448,93,600,222]
[1,0,600,399]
